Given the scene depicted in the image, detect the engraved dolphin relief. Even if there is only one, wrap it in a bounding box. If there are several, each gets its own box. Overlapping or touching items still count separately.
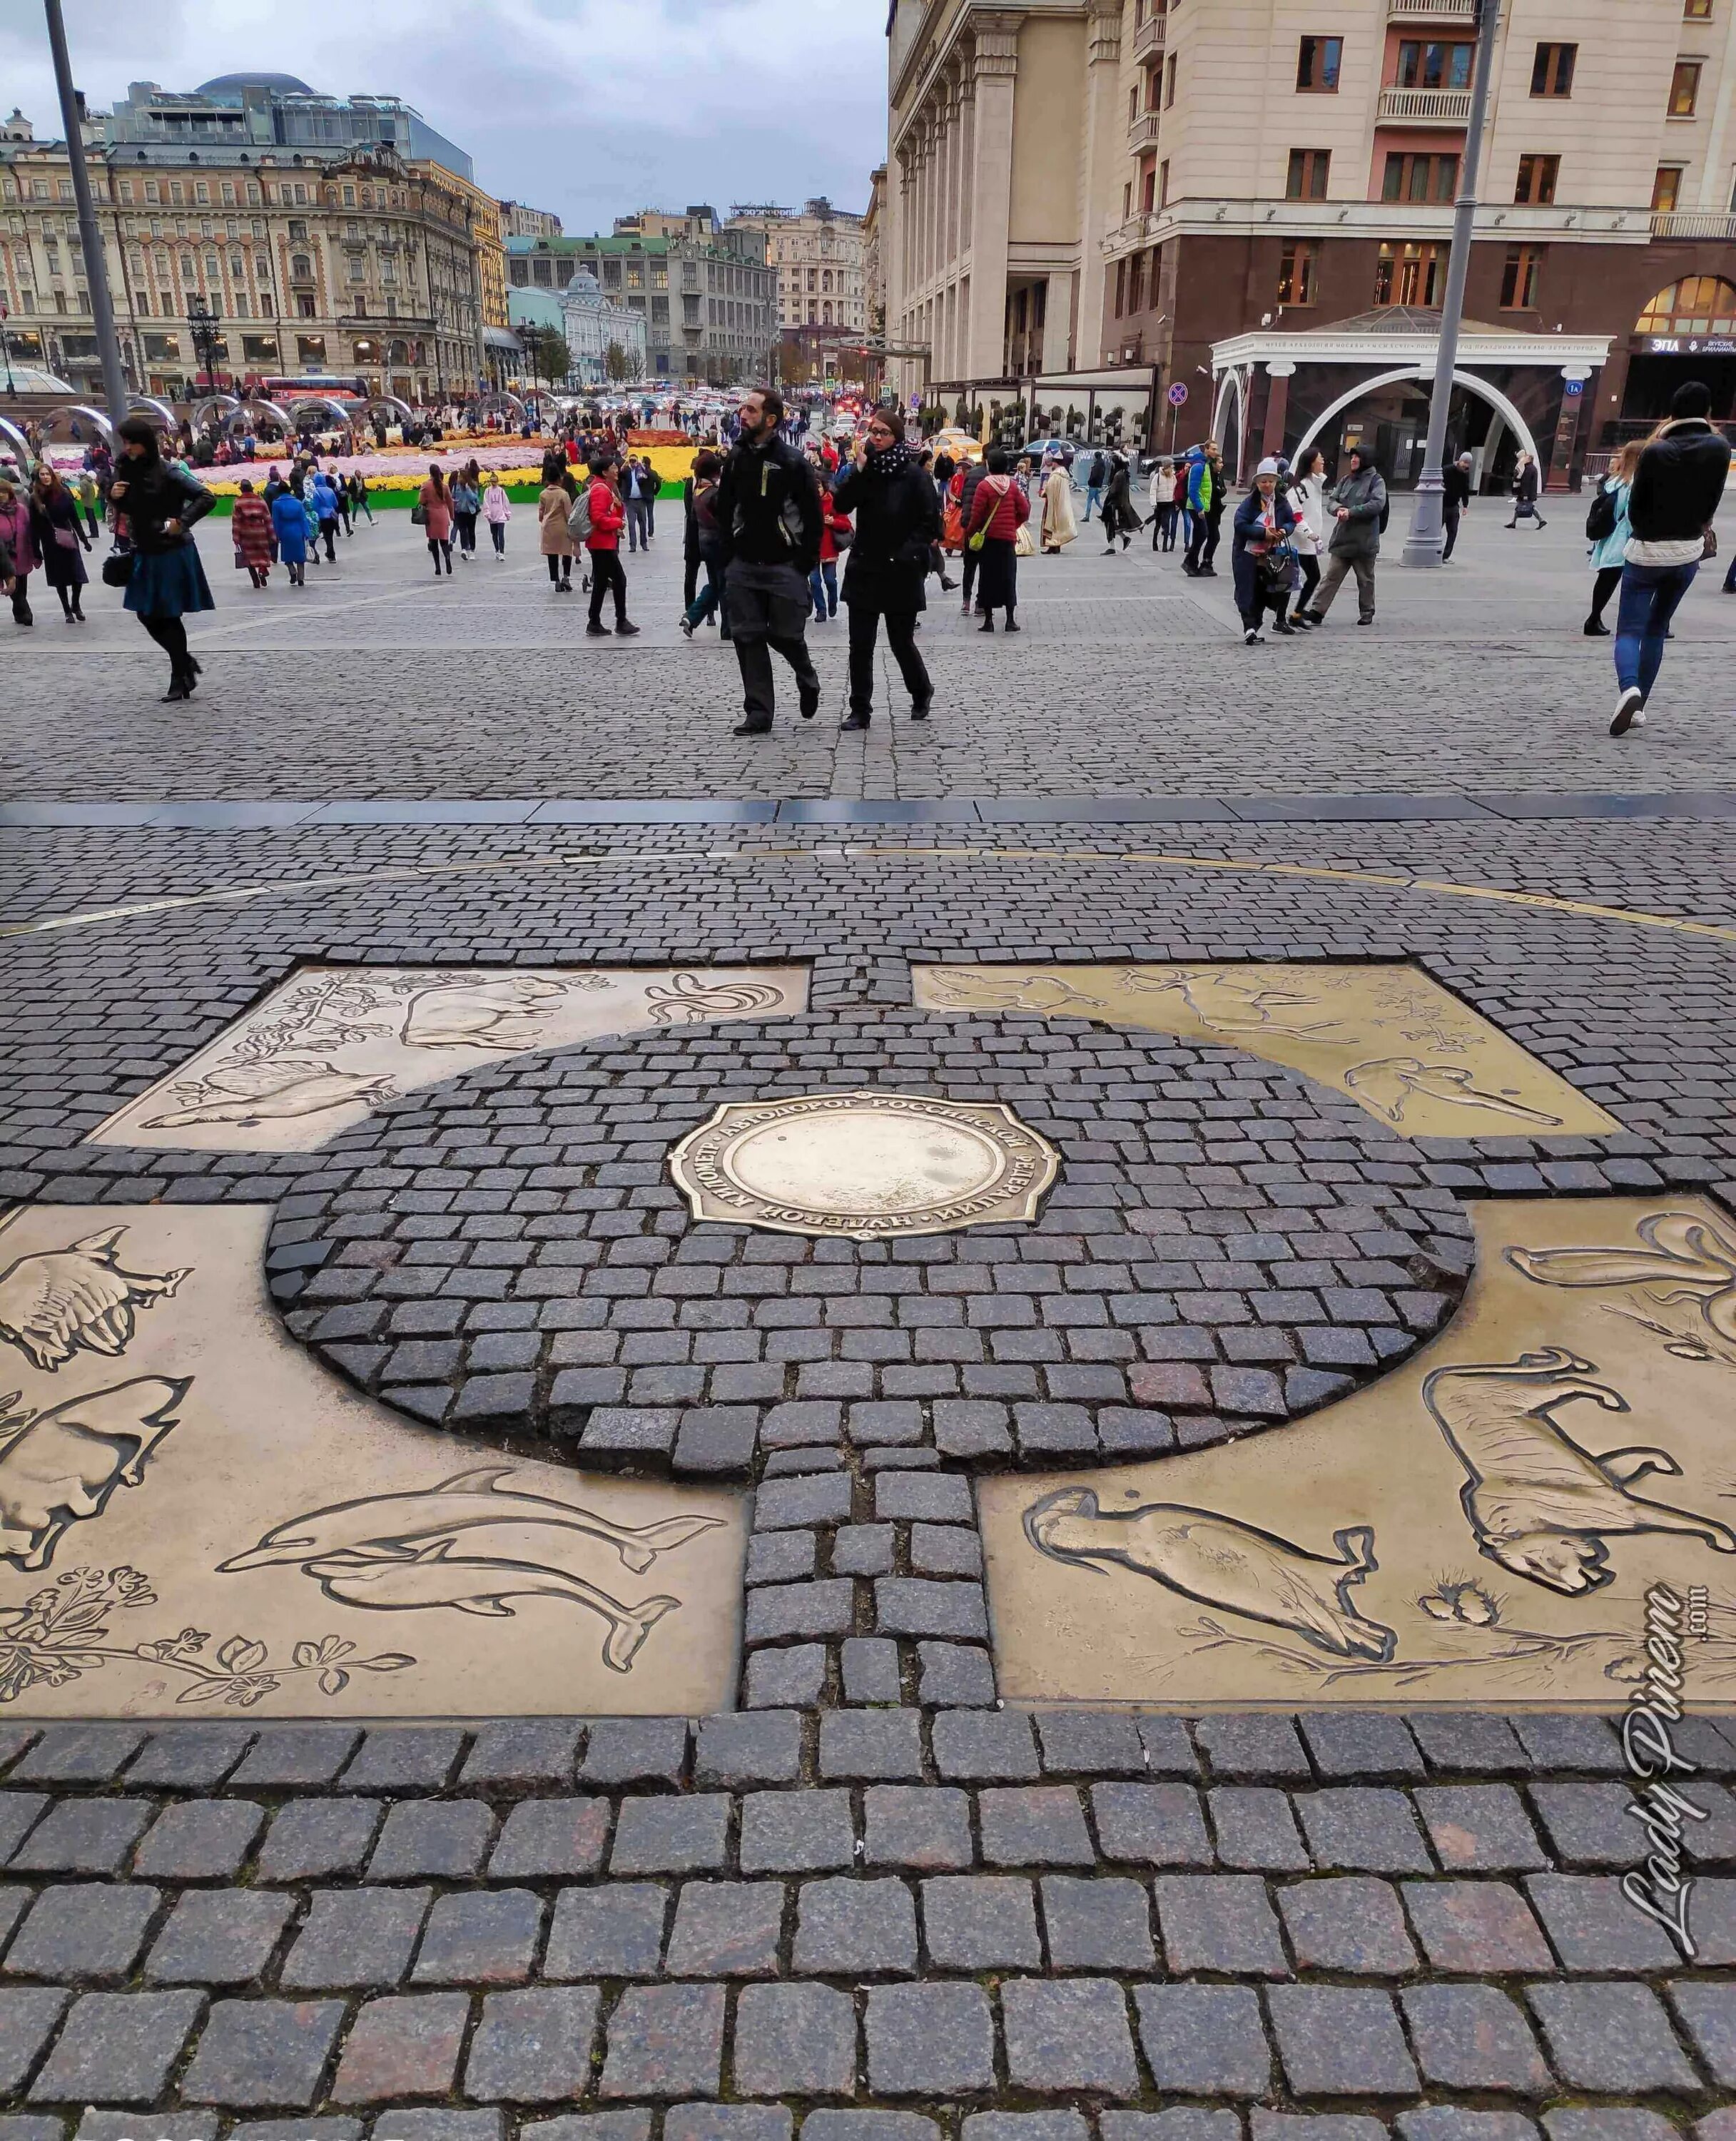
[0,1375,188,1570]
[1505,1210,1736,1362]
[0,1227,190,1371]
[1421,1347,1736,1596]
[1022,1485,1396,1661]
[143,1058,397,1128]
[299,1539,680,1674]
[1343,1056,1566,1128]
[216,1465,724,1576]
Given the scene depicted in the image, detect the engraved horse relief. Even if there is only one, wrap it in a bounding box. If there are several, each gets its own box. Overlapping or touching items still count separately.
[1022,1486,1396,1661]
[1505,1210,1736,1367]
[1422,1347,1736,1595]
[0,1228,189,1370]
[0,1375,188,1569]
[220,1465,724,1674]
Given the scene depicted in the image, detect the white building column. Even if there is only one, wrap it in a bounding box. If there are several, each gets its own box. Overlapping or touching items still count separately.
[1073,0,1125,368]
[964,14,1019,379]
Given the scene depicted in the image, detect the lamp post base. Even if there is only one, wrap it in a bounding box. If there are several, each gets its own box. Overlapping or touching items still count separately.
[1401,470,1448,568]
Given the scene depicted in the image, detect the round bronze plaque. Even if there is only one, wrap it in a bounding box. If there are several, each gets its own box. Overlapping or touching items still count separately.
[668,1091,1060,1241]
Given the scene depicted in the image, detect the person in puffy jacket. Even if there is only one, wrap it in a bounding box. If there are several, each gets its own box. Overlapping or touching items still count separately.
[270,480,309,586]
[583,455,638,637]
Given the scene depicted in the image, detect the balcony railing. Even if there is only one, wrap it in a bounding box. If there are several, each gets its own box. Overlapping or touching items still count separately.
[1132,11,1166,59]
[1377,85,1474,122]
[1129,109,1162,152]
[1650,209,1736,240]
[1387,0,1475,16]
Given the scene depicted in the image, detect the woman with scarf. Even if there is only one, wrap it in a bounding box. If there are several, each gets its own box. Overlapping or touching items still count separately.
[106,414,214,699]
[30,465,92,622]
[1231,456,1299,644]
[830,406,938,729]
[0,475,39,627]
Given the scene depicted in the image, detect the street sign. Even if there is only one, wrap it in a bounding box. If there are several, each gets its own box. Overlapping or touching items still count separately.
[1167,382,1189,406]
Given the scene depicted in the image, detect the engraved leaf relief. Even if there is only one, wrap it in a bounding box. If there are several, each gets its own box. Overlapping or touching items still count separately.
[0,1227,190,1370]
[0,1375,187,1571]
[218,1466,724,1674]
[1422,1347,1736,1594]
[1506,1210,1736,1366]
[0,1564,414,1709]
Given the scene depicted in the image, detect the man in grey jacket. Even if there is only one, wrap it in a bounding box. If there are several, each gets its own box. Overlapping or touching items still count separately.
[1296,450,1386,626]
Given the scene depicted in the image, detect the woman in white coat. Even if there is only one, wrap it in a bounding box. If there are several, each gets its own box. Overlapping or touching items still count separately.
[1285,448,1328,627]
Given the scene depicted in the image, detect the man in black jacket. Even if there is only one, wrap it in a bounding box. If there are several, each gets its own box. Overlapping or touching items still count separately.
[1610,378,1730,736]
[1442,453,1472,562]
[716,384,823,735]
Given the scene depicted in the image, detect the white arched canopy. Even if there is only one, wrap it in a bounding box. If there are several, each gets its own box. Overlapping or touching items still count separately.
[364,394,415,425]
[36,403,116,447]
[190,393,243,432]
[285,395,357,434]
[0,415,33,475]
[465,389,527,424]
[1292,365,1541,473]
[127,395,178,430]
[1210,368,1249,482]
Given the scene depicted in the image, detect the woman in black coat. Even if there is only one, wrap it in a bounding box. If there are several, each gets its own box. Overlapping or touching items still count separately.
[28,465,91,621]
[108,415,215,699]
[830,407,938,729]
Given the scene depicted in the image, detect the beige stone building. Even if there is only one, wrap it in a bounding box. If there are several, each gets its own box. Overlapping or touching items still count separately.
[728,198,868,336]
[885,0,1736,476]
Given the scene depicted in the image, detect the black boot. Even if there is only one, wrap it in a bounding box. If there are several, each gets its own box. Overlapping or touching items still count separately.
[161,662,192,702]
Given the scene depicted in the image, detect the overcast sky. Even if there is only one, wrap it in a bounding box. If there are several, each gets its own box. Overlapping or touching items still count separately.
[0,0,889,228]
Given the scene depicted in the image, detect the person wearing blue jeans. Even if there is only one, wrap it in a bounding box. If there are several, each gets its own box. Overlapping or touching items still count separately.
[1082,450,1107,522]
[810,559,838,619]
[1608,378,1730,737]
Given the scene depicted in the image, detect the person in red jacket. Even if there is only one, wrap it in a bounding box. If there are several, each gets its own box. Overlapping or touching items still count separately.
[811,485,849,620]
[583,456,639,637]
[963,446,1030,632]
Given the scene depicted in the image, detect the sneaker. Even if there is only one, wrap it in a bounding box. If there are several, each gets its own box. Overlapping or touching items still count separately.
[679,618,696,639]
[586,622,612,637]
[1610,685,1644,736]
[1244,628,1264,646]
[798,680,821,719]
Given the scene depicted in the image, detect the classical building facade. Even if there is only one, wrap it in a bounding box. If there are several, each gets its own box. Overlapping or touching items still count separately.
[885,0,1736,479]
[0,76,493,404]
[507,223,776,383]
[559,268,649,383]
[726,198,868,338]
[499,201,562,240]
[863,166,888,340]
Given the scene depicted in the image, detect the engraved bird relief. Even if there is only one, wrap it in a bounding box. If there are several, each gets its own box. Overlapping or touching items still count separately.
[1022,1484,1396,1661]
[1506,1210,1736,1365]
[218,1466,724,1674]
[398,975,573,1051]
[142,1058,397,1128]
[1343,1056,1565,1128]
[643,973,791,1025]
[1422,1347,1736,1596]
[0,1374,187,1570]
[0,1227,189,1370]
[1116,966,1354,1042]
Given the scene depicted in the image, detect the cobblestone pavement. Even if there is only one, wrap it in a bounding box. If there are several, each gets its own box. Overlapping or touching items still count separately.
[1,505,1735,2137]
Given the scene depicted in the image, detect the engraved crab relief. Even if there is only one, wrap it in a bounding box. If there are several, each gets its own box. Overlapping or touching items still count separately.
[90,964,809,1153]
[0,1226,189,1370]
[913,961,1620,1139]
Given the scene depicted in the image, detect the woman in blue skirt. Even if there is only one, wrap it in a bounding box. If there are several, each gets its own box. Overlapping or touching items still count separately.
[108,415,215,701]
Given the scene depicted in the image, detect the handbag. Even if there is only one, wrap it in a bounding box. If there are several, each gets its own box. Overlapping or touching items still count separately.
[52,525,80,551]
[1703,525,1719,560]
[101,550,134,588]
[410,505,427,527]
[1014,521,1035,557]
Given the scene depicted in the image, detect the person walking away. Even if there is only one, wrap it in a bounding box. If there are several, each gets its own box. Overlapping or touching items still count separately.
[350,471,374,525]
[1083,448,1107,522]
[811,478,848,620]
[1296,449,1386,627]
[681,462,704,614]
[1442,452,1472,561]
[582,455,639,637]
[230,480,275,590]
[1099,452,1139,552]
[1610,379,1730,735]
[538,472,576,593]
[680,450,726,635]
[1583,440,1640,636]
[917,447,958,595]
[1232,457,1299,644]
[333,467,353,537]
[106,414,215,699]
[964,445,1030,632]
[952,455,988,615]
[716,384,822,734]
[482,475,511,558]
[263,464,288,507]
[1198,443,1227,572]
[451,471,480,560]
[1506,450,1547,530]
[28,465,91,621]
[1285,448,1326,626]
[640,455,658,542]
[1148,457,1178,550]
[270,477,308,586]
[418,466,455,575]
[0,476,39,627]
[624,458,652,554]
[1040,455,1077,554]
[311,470,341,562]
[1182,445,1214,574]
[831,406,937,729]
[76,469,101,537]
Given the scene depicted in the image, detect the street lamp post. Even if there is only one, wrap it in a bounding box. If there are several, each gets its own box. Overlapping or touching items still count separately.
[42,0,129,430]
[1402,0,1502,567]
[0,300,16,397]
[187,295,222,394]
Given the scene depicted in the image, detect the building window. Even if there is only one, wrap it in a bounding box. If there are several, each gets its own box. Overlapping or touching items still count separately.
[1668,60,1702,114]
[1685,0,1712,16]
[1129,83,1139,124]
[1513,153,1559,203]
[1286,148,1331,198]
[1277,239,1319,306]
[1637,273,1736,333]
[295,293,316,318]
[1396,39,1473,88]
[1296,35,1342,90]
[1130,251,1147,313]
[1164,52,1177,105]
[1383,151,1458,202]
[1374,240,1444,305]
[1158,158,1170,206]
[1531,42,1576,95]
[1499,245,1541,308]
[1653,166,1684,210]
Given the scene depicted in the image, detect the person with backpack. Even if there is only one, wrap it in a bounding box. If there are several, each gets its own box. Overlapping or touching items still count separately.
[581,455,639,637]
[1583,440,1640,636]
[1294,449,1386,627]
[680,450,726,635]
[1182,444,1219,575]
[1610,379,1730,736]
[715,383,822,735]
